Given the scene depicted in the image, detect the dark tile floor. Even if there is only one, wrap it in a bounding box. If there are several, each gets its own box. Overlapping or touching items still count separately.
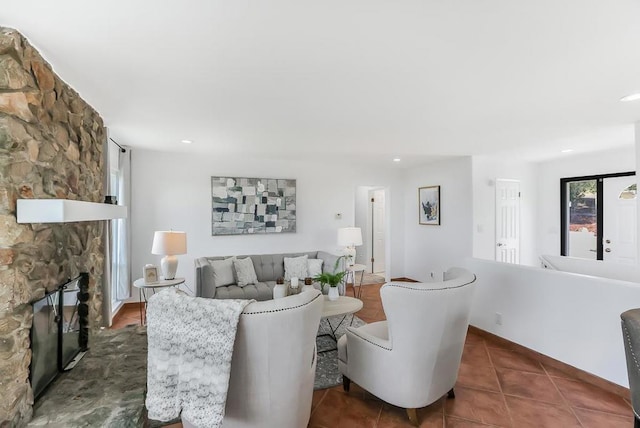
[112,283,634,428]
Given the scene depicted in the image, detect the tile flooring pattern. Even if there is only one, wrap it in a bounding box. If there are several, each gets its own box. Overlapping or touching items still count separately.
[112,283,634,427]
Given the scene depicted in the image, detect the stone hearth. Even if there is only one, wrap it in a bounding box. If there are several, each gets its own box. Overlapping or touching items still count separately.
[27,326,147,427]
[0,27,106,425]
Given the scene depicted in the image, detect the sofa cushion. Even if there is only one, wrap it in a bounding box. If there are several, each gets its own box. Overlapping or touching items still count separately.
[214,281,275,301]
[307,259,323,278]
[318,251,342,274]
[284,255,309,280]
[210,256,236,287]
[250,252,318,282]
[233,257,258,287]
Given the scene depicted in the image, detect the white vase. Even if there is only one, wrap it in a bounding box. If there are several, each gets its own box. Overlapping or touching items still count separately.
[273,283,287,299]
[328,287,339,301]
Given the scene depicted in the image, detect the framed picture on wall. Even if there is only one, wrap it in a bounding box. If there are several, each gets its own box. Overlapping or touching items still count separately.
[418,186,440,225]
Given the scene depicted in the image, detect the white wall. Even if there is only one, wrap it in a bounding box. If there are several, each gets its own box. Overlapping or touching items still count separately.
[536,146,636,258]
[472,156,538,266]
[129,149,405,298]
[466,257,640,387]
[403,157,473,281]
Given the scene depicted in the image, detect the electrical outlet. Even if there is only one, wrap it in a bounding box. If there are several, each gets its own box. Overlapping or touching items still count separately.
[495,312,503,325]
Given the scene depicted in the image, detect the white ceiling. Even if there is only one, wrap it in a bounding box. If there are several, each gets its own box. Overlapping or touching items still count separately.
[3,0,640,166]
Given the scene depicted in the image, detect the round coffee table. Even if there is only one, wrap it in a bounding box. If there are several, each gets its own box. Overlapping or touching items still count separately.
[322,295,363,318]
[319,296,363,353]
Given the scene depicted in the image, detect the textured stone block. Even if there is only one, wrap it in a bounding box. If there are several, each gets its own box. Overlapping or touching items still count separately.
[0,249,14,265]
[0,92,35,122]
[0,54,35,90]
[30,61,54,91]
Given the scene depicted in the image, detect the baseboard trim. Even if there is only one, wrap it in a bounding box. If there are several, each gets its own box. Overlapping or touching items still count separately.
[469,325,630,400]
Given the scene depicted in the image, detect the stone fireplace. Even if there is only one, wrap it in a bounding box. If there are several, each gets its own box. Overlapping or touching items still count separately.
[0,27,106,426]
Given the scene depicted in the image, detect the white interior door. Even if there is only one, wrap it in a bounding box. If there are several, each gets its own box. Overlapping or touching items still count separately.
[495,179,520,264]
[372,190,385,274]
[603,176,637,264]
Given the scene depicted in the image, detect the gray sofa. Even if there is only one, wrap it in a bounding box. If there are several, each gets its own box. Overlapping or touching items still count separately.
[195,251,341,300]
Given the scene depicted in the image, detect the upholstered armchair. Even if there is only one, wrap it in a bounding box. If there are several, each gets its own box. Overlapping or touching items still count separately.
[621,309,640,428]
[337,268,476,425]
[182,289,323,428]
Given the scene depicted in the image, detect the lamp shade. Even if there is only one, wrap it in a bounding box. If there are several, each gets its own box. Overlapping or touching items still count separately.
[337,227,363,247]
[151,231,187,255]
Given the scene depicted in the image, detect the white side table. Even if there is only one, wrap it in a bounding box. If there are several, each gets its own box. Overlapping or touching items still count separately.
[133,277,185,324]
[345,264,367,299]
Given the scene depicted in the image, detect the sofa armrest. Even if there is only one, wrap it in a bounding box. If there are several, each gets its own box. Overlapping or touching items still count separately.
[194,257,217,298]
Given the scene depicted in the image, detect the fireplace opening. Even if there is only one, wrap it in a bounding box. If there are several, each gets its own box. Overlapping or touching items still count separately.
[30,272,90,400]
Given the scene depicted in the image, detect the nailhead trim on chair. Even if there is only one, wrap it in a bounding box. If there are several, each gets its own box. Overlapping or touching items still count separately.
[348,329,392,351]
[622,323,640,419]
[242,293,322,315]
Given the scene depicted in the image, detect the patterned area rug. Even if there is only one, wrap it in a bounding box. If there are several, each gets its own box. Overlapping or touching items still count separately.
[361,272,385,285]
[314,314,366,390]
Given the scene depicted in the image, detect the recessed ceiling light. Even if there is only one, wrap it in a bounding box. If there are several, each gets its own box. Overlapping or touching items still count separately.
[181,139,193,144]
[561,149,574,153]
[620,93,640,102]
[393,158,401,162]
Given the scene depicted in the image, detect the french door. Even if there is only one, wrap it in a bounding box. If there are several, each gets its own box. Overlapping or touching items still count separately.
[560,172,636,263]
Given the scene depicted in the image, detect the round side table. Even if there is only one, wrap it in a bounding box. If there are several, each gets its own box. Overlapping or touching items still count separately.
[345,264,367,298]
[133,277,185,325]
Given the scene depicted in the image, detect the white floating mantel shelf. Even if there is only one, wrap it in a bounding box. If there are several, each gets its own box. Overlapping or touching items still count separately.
[17,199,128,223]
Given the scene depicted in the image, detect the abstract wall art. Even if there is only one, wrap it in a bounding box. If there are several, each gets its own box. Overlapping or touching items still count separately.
[418,185,440,225]
[211,176,297,235]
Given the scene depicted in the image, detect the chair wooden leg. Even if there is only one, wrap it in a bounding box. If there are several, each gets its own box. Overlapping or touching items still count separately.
[447,388,455,399]
[406,408,418,426]
[342,375,351,392]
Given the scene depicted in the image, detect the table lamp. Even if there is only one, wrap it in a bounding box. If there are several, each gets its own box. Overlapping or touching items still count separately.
[151,230,187,280]
[337,227,362,267]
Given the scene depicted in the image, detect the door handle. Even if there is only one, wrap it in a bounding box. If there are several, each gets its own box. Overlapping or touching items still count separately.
[605,248,612,253]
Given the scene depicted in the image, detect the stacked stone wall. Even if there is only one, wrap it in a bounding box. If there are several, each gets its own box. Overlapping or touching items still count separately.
[0,28,105,426]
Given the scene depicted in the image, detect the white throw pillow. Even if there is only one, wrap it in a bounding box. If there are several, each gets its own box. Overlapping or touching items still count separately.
[210,257,236,287]
[307,258,323,278]
[233,257,258,287]
[284,255,309,280]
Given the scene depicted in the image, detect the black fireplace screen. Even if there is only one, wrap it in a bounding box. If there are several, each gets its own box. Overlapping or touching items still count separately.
[30,273,89,399]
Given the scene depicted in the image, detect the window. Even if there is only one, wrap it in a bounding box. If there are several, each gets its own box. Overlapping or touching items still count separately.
[110,170,122,310]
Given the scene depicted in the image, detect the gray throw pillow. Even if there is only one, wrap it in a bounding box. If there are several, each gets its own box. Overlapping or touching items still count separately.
[307,258,323,278]
[233,257,258,287]
[284,255,309,280]
[210,256,236,287]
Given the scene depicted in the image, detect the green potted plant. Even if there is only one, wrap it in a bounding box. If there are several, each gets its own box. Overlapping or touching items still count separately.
[313,257,346,301]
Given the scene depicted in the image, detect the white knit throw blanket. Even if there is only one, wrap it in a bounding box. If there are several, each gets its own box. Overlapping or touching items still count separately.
[146,288,252,428]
